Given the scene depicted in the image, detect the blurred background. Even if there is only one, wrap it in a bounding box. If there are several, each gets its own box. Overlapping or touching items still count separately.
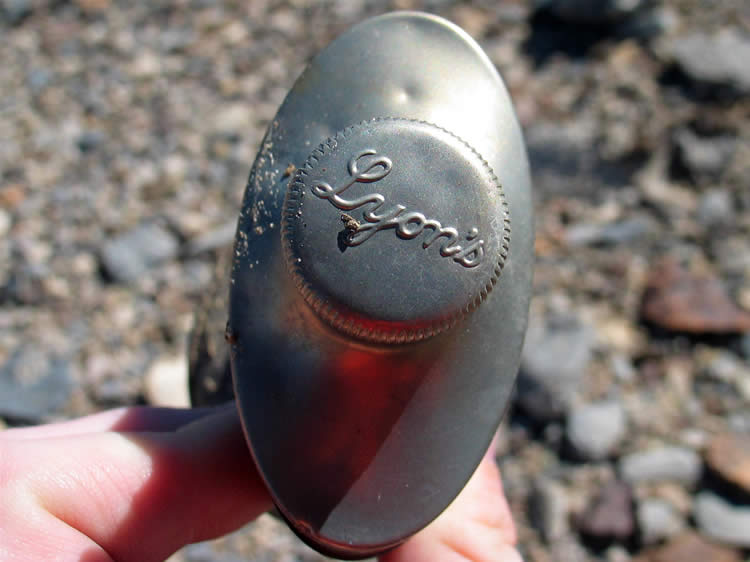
[1,0,749,560]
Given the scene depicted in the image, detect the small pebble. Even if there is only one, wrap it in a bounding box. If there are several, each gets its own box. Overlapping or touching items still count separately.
[619,446,702,486]
[567,400,627,461]
[693,492,750,548]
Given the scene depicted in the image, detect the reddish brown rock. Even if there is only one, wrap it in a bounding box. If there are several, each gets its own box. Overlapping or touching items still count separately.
[632,532,741,562]
[641,259,750,334]
[577,481,635,542]
[74,0,110,14]
[706,432,750,494]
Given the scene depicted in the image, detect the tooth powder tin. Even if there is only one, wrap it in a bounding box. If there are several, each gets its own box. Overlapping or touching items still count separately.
[227,11,533,559]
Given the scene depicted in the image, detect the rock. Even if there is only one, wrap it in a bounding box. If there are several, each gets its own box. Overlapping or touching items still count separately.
[619,446,702,486]
[693,492,750,548]
[566,400,627,461]
[213,103,253,135]
[185,220,236,256]
[611,354,636,383]
[0,208,10,238]
[618,5,679,39]
[565,216,654,247]
[100,223,179,284]
[538,0,647,25]
[130,51,162,79]
[696,190,734,228]
[712,236,750,276]
[650,482,693,515]
[161,154,188,188]
[1,0,32,25]
[633,532,742,562]
[699,349,750,385]
[549,537,590,561]
[76,131,105,153]
[668,30,750,96]
[26,68,53,96]
[530,477,570,542]
[74,0,110,14]
[741,333,750,360]
[525,119,603,197]
[0,347,74,422]
[705,432,750,494]
[145,355,190,408]
[577,481,635,543]
[640,259,750,334]
[728,412,750,433]
[673,129,736,183]
[636,498,685,545]
[517,314,594,421]
[92,376,141,405]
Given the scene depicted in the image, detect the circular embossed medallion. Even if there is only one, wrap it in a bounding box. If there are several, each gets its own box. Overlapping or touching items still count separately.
[283,118,510,343]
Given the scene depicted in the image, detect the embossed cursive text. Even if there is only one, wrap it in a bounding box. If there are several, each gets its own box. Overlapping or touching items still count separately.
[311,150,485,268]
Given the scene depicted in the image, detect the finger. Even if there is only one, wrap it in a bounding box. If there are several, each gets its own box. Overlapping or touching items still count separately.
[2,405,228,441]
[381,443,521,562]
[5,406,272,562]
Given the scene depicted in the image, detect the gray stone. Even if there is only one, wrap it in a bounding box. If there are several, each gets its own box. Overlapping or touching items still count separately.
[701,350,748,384]
[693,492,750,548]
[636,498,685,545]
[728,412,750,433]
[565,216,653,247]
[618,5,679,39]
[619,446,702,486]
[525,119,607,197]
[26,68,53,94]
[530,477,570,543]
[669,30,750,95]
[673,129,736,181]
[549,537,589,562]
[697,190,734,228]
[0,346,74,421]
[741,333,750,361]
[1,0,31,25]
[100,223,179,283]
[567,401,627,461]
[185,220,236,256]
[538,0,647,24]
[713,237,750,276]
[611,355,636,383]
[76,131,105,153]
[517,314,594,421]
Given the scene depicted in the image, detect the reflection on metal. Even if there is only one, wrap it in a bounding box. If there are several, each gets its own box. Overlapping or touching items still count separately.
[229,11,534,559]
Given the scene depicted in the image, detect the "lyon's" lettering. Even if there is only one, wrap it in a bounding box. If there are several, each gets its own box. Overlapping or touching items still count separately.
[311,150,485,268]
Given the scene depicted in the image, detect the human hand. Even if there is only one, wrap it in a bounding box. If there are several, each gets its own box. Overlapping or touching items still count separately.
[0,404,521,562]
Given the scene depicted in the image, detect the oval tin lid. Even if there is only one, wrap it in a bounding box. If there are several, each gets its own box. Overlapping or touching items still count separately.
[229,11,534,559]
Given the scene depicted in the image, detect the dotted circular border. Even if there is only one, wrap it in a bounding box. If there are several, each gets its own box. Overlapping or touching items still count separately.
[281,117,511,344]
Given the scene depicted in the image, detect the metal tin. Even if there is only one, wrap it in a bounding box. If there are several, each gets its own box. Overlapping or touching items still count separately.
[228,11,534,559]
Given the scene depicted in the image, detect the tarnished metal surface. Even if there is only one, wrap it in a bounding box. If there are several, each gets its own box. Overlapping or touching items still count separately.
[228,11,534,559]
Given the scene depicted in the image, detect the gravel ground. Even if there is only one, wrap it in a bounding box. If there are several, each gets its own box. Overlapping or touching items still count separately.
[2,1,749,561]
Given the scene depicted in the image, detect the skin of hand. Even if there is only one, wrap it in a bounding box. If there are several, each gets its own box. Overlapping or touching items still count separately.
[0,404,521,562]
